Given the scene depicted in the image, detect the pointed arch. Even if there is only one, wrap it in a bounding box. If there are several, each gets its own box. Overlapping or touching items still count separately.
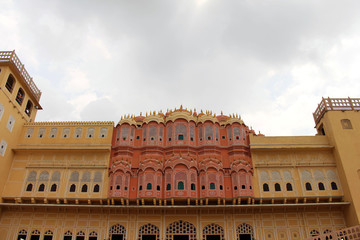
[202,223,225,240]
[138,223,160,240]
[109,224,126,239]
[236,223,254,240]
[166,220,196,240]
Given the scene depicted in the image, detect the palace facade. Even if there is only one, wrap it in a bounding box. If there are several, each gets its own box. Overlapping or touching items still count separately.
[1,51,360,240]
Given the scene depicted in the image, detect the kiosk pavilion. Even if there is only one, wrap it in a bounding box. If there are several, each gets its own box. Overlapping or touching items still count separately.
[1,50,360,240]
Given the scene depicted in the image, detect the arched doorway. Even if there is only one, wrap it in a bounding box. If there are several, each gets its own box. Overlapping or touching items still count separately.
[166,220,196,240]
[202,223,225,240]
[138,223,160,240]
[236,223,254,240]
[109,224,126,240]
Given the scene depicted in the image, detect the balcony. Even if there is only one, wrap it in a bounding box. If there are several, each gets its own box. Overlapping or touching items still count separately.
[0,50,41,101]
[313,97,360,125]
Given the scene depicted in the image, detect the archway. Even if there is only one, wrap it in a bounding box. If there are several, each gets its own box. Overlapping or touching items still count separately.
[202,223,225,240]
[236,223,254,240]
[138,223,160,240]
[109,224,126,240]
[166,220,196,240]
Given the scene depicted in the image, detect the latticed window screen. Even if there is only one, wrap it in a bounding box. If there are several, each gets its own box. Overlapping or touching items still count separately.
[19,229,27,234]
[166,220,196,240]
[121,127,129,138]
[236,223,254,240]
[64,231,73,236]
[205,126,213,140]
[109,224,126,239]
[149,126,157,139]
[44,230,53,235]
[31,230,40,235]
[233,127,241,138]
[175,172,187,189]
[202,223,225,240]
[137,223,160,240]
[310,230,320,236]
[39,171,49,181]
[175,124,187,139]
[27,171,37,181]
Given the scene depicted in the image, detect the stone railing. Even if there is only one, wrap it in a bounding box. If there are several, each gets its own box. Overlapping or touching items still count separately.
[304,225,360,240]
[313,97,360,125]
[0,50,41,100]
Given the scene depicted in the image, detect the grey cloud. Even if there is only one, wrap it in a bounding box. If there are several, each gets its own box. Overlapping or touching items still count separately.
[2,0,360,135]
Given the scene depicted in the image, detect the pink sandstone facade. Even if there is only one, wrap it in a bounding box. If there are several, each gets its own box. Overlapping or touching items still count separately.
[109,109,256,204]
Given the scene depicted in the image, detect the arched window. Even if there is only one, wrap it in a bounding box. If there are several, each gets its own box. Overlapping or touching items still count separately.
[26,183,33,192]
[93,184,100,192]
[156,185,160,191]
[17,229,27,240]
[25,100,33,116]
[318,182,325,190]
[76,231,85,240]
[310,229,320,237]
[178,181,184,190]
[202,223,225,240]
[305,182,312,191]
[234,186,237,190]
[166,220,196,240]
[44,230,53,240]
[70,184,76,192]
[138,223,159,240]
[210,183,215,190]
[275,183,281,191]
[139,185,143,191]
[286,183,293,191]
[236,223,254,240]
[5,74,15,93]
[81,184,88,192]
[16,88,25,105]
[38,184,45,192]
[241,185,246,189]
[30,230,40,240]
[331,182,338,190]
[202,185,205,190]
[166,184,171,190]
[116,185,120,190]
[64,230,72,240]
[109,224,126,240]
[50,184,57,192]
[220,185,223,190]
[89,231,97,240]
[263,183,269,192]
[146,183,152,190]
[191,183,196,190]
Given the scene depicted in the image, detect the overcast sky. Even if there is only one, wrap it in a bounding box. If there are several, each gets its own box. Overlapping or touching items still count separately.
[1,0,360,136]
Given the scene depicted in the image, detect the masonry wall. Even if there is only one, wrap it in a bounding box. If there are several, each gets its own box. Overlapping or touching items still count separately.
[0,206,347,240]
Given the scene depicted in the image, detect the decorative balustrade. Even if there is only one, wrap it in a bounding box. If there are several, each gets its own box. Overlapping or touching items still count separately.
[313,97,360,124]
[0,50,41,100]
[304,225,360,240]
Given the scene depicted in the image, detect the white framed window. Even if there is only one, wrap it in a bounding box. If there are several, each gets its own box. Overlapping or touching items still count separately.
[25,128,34,138]
[7,115,15,132]
[0,139,7,156]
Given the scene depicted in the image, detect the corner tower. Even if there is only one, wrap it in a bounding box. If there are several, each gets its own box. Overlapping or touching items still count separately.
[0,51,42,199]
[314,97,360,226]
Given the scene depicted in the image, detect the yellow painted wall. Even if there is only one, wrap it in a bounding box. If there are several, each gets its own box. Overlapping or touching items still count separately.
[0,65,39,202]
[316,111,360,226]
[2,122,113,202]
[0,206,347,240]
